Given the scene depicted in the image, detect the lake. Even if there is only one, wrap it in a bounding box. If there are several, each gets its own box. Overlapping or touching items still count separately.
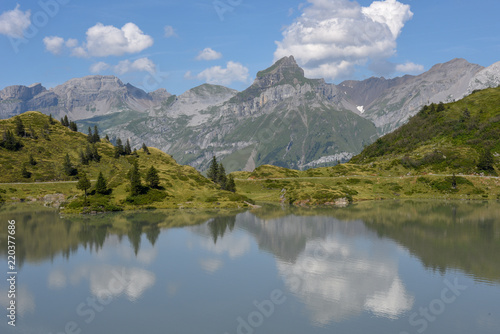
[1,200,499,334]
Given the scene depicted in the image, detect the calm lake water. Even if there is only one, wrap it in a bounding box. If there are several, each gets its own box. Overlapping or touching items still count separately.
[1,200,499,334]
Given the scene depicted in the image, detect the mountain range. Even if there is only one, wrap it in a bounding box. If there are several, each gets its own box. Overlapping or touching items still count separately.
[1,56,499,171]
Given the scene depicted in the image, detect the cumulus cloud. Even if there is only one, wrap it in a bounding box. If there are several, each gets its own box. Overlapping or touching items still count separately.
[164,25,177,38]
[43,36,65,55]
[196,47,223,61]
[85,22,154,57]
[274,0,417,80]
[90,61,110,73]
[0,5,31,38]
[395,61,424,74]
[114,57,157,75]
[193,61,249,85]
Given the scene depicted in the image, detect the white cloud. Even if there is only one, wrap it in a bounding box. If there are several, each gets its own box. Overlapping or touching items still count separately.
[114,57,157,75]
[65,38,78,48]
[43,36,65,55]
[196,47,223,61]
[194,61,249,85]
[395,61,424,74]
[0,5,31,38]
[90,61,110,73]
[164,25,177,38]
[274,0,414,80]
[85,22,153,57]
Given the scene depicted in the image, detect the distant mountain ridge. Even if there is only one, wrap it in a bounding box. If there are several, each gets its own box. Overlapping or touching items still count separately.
[1,57,499,171]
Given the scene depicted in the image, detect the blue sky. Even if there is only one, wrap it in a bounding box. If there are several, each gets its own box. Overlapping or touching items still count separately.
[0,0,499,95]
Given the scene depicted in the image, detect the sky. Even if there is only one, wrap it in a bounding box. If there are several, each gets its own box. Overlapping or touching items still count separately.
[0,0,499,95]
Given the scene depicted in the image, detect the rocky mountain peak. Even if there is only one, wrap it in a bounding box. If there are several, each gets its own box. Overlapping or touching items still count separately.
[253,56,307,88]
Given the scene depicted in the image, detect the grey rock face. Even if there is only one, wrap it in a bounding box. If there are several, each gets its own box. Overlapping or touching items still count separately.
[466,61,500,95]
[0,75,170,121]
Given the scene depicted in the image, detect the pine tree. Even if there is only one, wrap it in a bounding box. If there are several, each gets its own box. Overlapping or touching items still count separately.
[63,115,69,127]
[79,149,89,165]
[217,163,227,189]
[142,143,150,154]
[28,154,37,166]
[91,144,101,162]
[63,153,77,176]
[14,116,25,136]
[21,166,31,178]
[128,159,142,196]
[226,174,236,192]
[87,127,93,143]
[114,138,124,158]
[124,139,132,155]
[145,166,160,188]
[1,130,22,151]
[95,172,108,195]
[478,149,495,172]
[93,125,100,143]
[105,134,110,142]
[207,156,219,182]
[49,114,55,125]
[60,117,64,125]
[69,121,78,132]
[76,171,91,198]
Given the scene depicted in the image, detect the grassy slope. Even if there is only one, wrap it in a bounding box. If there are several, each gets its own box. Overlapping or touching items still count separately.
[351,86,500,173]
[232,88,500,205]
[0,111,250,211]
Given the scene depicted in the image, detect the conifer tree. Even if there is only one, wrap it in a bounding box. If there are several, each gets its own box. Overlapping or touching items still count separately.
[114,138,124,158]
[478,149,495,172]
[28,154,37,166]
[63,153,77,176]
[217,163,227,190]
[87,127,93,143]
[226,174,236,192]
[79,149,89,165]
[207,156,219,182]
[49,114,55,125]
[1,130,22,151]
[93,125,100,143]
[91,144,101,162]
[21,166,31,178]
[14,116,25,136]
[76,171,91,199]
[63,115,69,127]
[128,159,142,196]
[105,134,110,142]
[142,143,150,154]
[69,121,78,132]
[95,172,108,195]
[124,139,132,155]
[145,166,160,188]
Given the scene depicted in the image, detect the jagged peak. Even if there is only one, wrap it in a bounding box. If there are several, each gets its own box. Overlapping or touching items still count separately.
[256,55,303,79]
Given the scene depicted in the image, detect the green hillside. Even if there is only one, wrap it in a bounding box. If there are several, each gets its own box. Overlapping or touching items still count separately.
[351,87,500,174]
[231,87,500,205]
[0,111,250,211]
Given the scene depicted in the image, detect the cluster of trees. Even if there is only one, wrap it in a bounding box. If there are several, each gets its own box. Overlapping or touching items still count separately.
[126,160,161,196]
[76,171,109,199]
[0,130,22,151]
[206,156,236,192]
[87,126,100,143]
[60,115,78,132]
[128,159,160,196]
[114,138,134,157]
[80,144,101,164]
